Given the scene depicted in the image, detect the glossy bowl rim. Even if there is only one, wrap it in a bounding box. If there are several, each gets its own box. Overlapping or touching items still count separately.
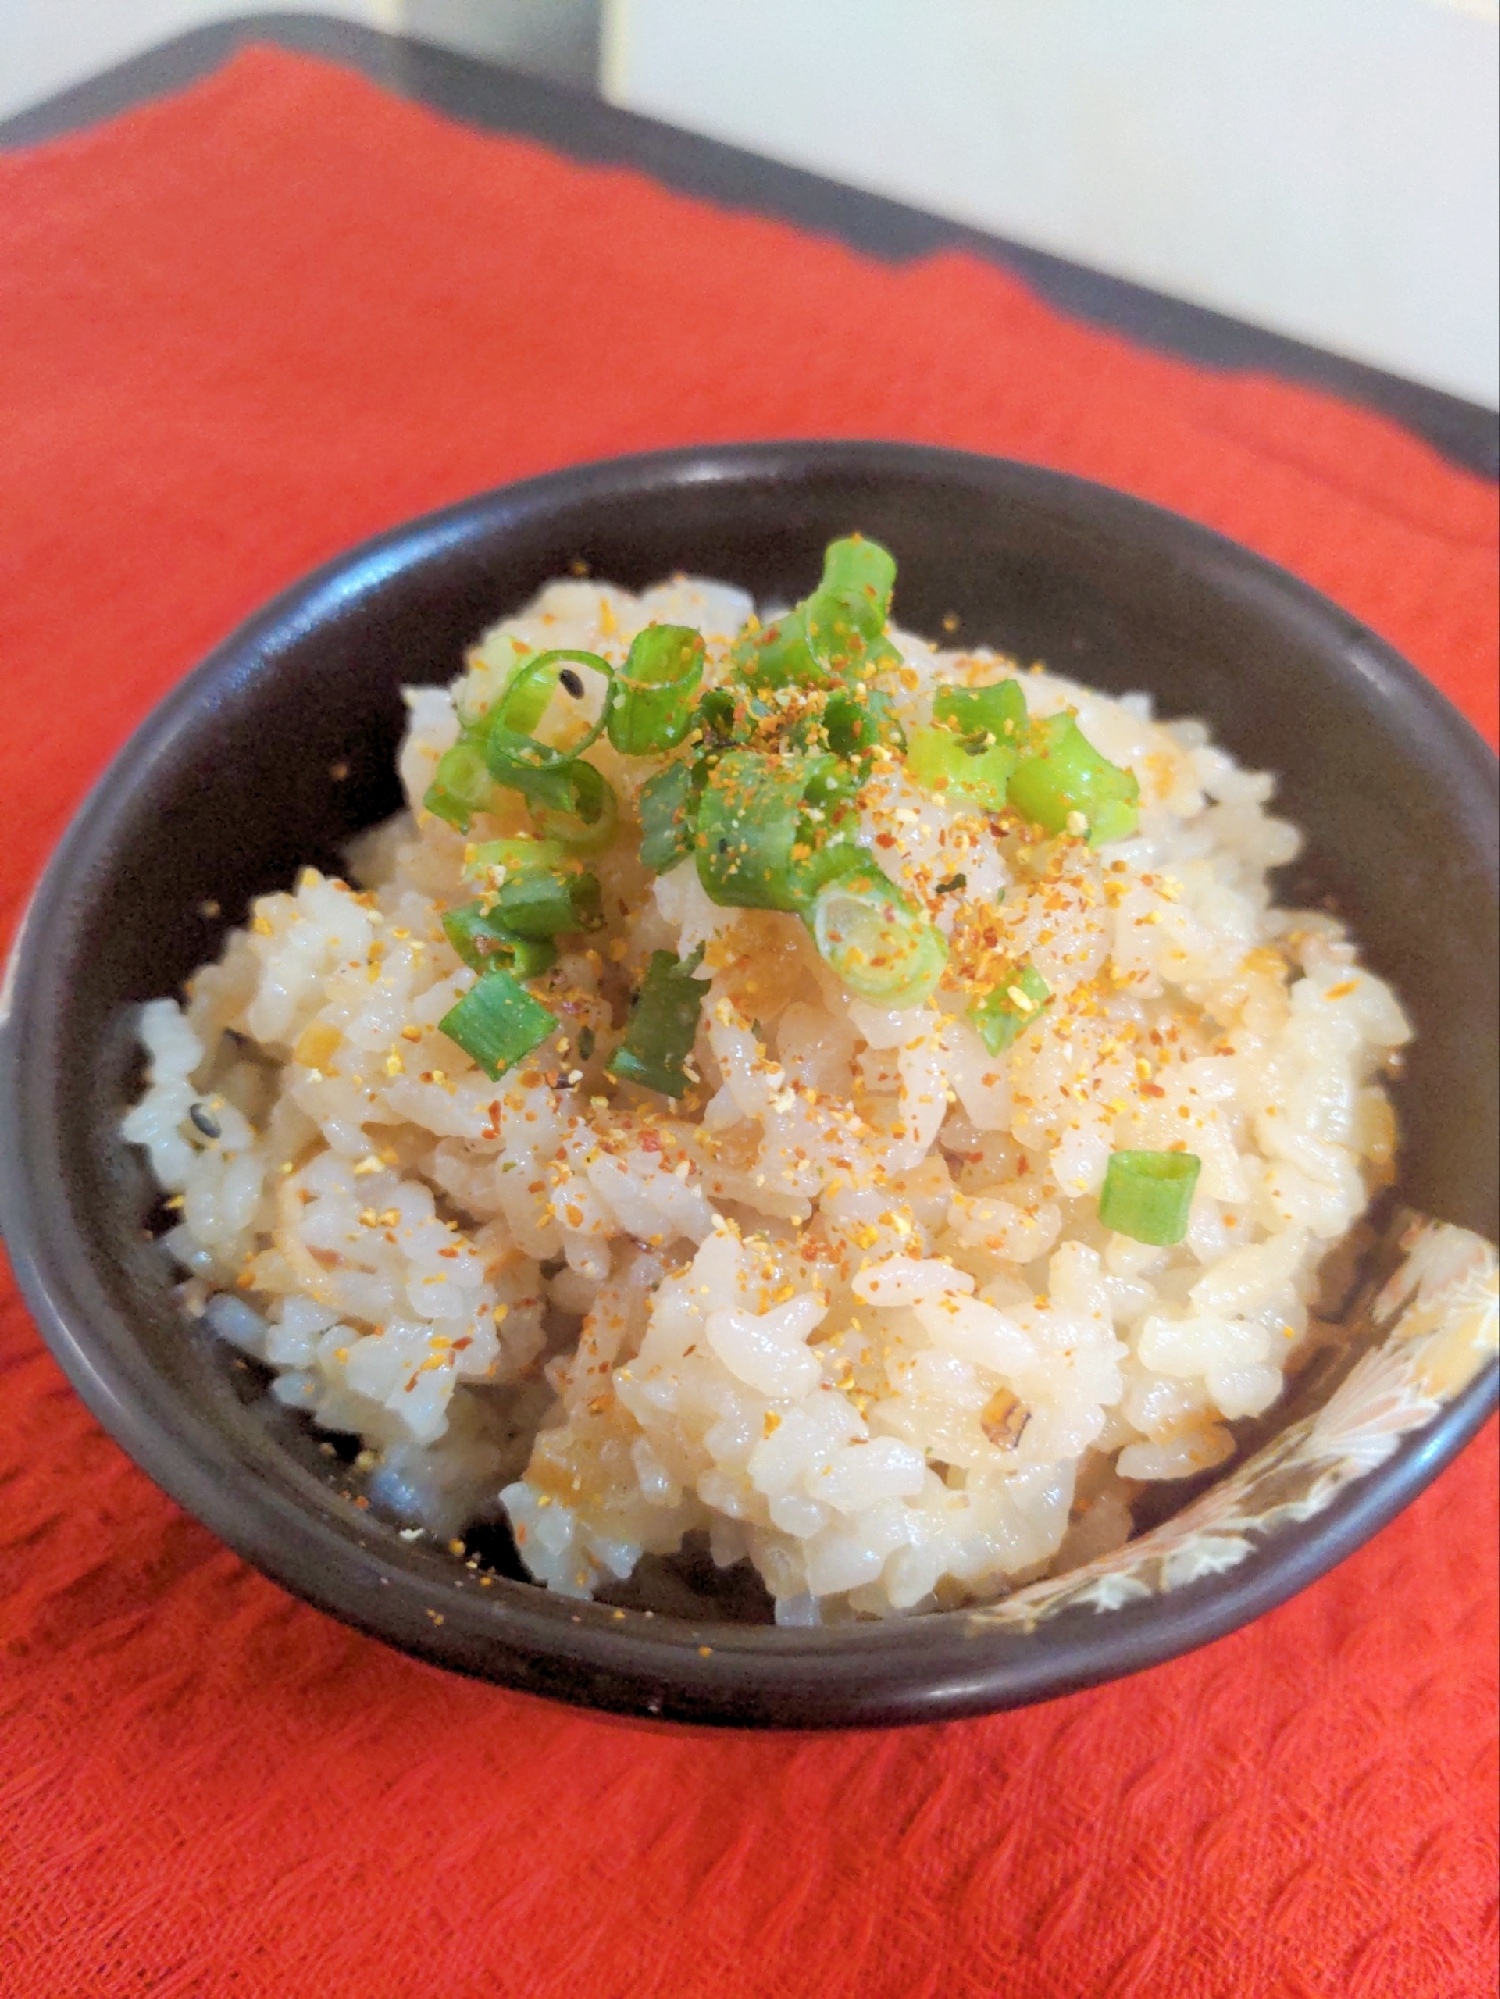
[2,439,1495,1729]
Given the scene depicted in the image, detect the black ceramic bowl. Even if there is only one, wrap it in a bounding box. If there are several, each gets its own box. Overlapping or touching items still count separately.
[3,443,1496,1728]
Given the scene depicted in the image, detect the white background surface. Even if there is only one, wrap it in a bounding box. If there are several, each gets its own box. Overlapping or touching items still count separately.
[1,1,397,113]
[4,0,1496,408]
[605,0,1499,408]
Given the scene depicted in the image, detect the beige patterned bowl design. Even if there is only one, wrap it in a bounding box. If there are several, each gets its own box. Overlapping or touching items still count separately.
[975,1213,1498,1632]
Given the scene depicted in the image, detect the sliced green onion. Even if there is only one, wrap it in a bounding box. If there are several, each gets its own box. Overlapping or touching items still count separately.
[476,743,618,857]
[695,750,857,911]
[441,903,559,978]
[794,829,877,904]
[968,963,1050,1056]
[478,750,583,817]
[485,645,553,735]
[496,868,602,938]
[739,605,823,690]
[439,969,557,1080]
[806,865,947,1008]
[817,535,897,638]
[607,948,711,1096]
[489,870,577,940]
[424,736,496,832]
[471,647,619,846]
[803,535,898,675]
[698,685,748,744]
[463,837,568,884]
[802,755,864,817]
[1007,713,1140,846]
[484,648,613,772]
[464,839,602,937]
[904,680,1028,813]
[528,759,618,854]
[822,685,906,761]
[696,751,806,908]
[737,535,899,689]
[933,679,1028,744]
[906,726,1017,811]
[1098,1150,1201,1246]
[1084,795,1140,847]
[607,624,705,756]
[638,760,701,874]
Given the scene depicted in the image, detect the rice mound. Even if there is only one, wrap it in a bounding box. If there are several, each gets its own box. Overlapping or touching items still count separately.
[124,570,1409,1622]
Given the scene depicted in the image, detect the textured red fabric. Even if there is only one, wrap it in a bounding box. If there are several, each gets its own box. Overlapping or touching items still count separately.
[1,47,1496,1999]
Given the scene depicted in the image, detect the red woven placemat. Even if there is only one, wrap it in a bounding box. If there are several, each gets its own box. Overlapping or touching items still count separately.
[1,47,1495,1999]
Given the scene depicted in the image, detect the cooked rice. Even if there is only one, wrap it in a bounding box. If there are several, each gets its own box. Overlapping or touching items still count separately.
[124,570,1409,1620]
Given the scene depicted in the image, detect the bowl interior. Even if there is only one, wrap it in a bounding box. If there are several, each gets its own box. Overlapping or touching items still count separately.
[6,443,1495,1720]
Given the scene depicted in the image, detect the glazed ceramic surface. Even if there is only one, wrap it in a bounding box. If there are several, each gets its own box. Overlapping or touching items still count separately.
[2,443,1494,1726]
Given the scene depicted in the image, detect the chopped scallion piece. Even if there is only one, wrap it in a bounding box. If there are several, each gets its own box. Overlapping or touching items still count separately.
[817,535,897,635]
[495,868,602,937]
[1007,713,1140,846]
[638,760,701,874]
[696,750,857,911]
[464,836,565,883]
[423,736,495,832]
[463,840,602,937]
[475,741,618,856]
[607,624,706,755]
[905,680,1028,811]
[565,871,604,933]
[484,648,613,772]
[1084,795,1140,847]
[439,969,557,1079]
[607,948,710,1096]
[441,903,558,978]
[806,865,947,1008]
[737,535,899,688]
[529,759,618,854]
[696,751,803,908]
[739,605,822,689]
[933,679,1027,743]
[906,726,1017,811]
[486,870,573,939]
[794,830,877,905]
[804,535,898,675]
[478,751,583,818]
[485,647,552,736]
[1098,1150,1201,1246]
[822,686,906,761]
[698,685,746,744]
[968,963,1050,1055]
